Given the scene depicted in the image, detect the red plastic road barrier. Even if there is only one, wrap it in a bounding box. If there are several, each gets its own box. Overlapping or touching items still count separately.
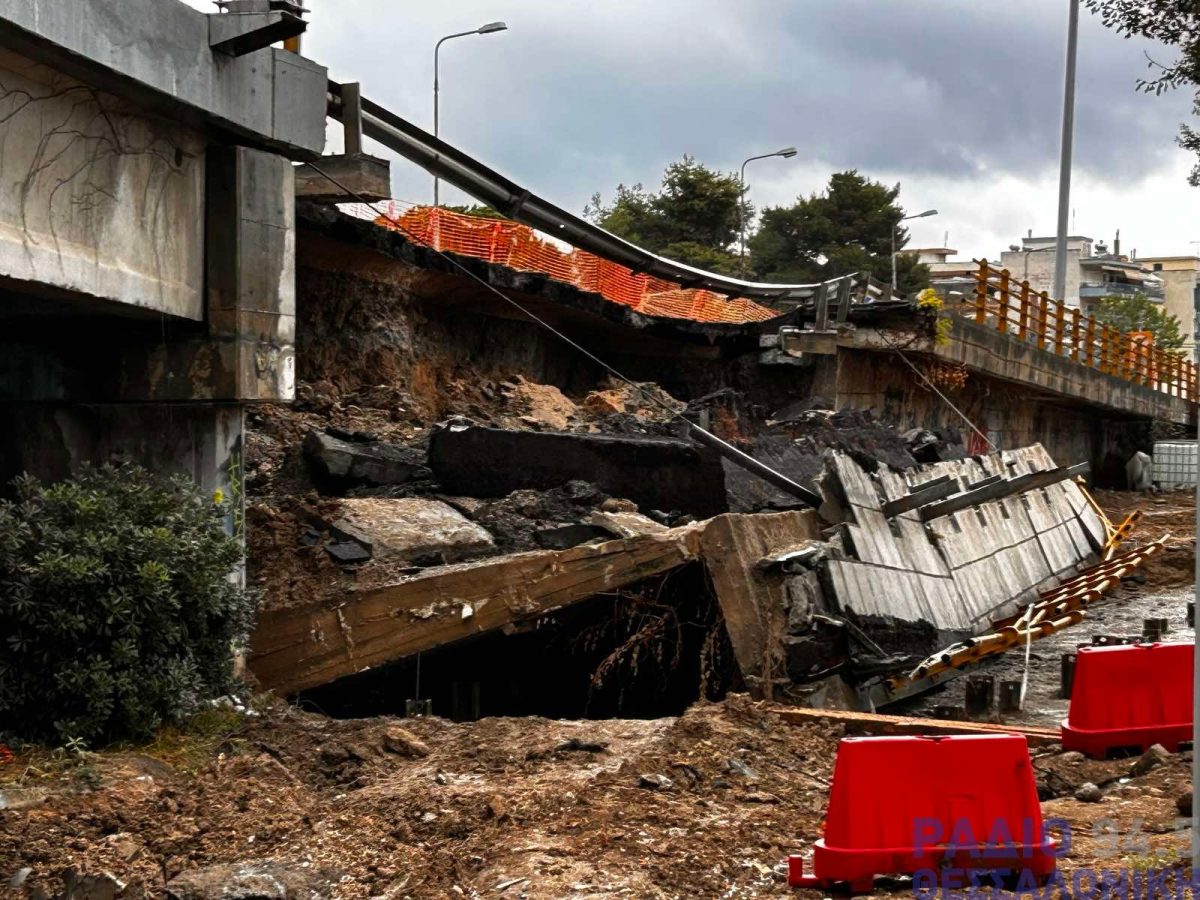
[1061,641,1193,758]
[787,734,1056,893]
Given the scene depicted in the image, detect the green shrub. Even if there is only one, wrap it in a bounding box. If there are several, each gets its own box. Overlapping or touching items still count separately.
[0,464,255,744]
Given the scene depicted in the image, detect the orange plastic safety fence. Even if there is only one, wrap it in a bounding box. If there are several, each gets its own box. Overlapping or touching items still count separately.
[373,206,777,325]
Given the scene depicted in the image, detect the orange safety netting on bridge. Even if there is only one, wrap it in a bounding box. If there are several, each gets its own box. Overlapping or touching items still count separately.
[372,205,779,325]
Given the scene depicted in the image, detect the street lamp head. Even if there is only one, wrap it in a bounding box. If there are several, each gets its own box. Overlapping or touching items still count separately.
[913,209,938,218]
[777,147,798,159]
[477,21,508,34]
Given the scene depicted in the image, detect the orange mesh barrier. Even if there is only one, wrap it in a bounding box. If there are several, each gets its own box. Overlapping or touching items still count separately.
[373,206,777,325]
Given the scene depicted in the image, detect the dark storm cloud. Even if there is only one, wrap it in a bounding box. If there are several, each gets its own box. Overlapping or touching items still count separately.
[307,0,1195,210]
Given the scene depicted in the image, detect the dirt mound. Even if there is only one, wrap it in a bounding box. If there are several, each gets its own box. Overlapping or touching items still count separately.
[5,696,1195,898]
[1,697,834,899]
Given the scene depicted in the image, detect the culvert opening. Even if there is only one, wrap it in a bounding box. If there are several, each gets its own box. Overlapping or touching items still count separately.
[296,562,742,721]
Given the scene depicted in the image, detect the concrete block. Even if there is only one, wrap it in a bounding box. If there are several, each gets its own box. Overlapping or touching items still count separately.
[303,430,428,489]
[205,146,297,401]
[295,154,392,203]
[0,48,205,321]
[331,498,495,564]
[428,424,730,519]
[270,50,328,155]
[0,0,326,158]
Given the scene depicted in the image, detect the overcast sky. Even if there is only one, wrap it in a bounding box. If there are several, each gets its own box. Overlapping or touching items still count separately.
[196,0,1199,260]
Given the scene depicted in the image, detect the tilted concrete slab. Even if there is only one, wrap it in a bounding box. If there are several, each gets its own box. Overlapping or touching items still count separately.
[249,521,708,695]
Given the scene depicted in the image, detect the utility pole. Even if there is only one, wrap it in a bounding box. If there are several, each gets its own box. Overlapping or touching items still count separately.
[1052,0,1079,304]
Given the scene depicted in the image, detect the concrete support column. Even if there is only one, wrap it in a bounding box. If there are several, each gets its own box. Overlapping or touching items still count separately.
[205,145,297,402]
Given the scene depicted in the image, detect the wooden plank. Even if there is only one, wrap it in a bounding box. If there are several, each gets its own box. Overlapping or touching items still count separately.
[701,511,823,689]
[773,706,1061,747]
[248,523,706,695]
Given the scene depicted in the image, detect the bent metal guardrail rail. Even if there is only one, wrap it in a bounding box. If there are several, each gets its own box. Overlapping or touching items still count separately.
[327,80,867,309]
[961,260,1197,403]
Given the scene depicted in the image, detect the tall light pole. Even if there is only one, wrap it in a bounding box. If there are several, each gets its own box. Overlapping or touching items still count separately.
[893,209,938,294]
[738,147,797,274]
[433,21,508,207]
[1053,0,1080,303]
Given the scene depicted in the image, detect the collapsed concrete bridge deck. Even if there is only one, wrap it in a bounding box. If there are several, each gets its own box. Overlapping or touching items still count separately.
[247,440,1112,712]
[227,204,1182,711]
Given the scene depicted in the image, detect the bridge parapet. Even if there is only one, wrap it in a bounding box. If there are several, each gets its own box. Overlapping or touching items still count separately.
[954,260,1197,405]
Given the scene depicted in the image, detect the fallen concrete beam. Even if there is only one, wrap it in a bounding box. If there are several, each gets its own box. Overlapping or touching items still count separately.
[330,497,495,565]
[880,475,958,518]
[917,462,1090,522]
[428,424,729,518]
[248,521,705,695]
[303,430,429,489]
[700,511,823,694]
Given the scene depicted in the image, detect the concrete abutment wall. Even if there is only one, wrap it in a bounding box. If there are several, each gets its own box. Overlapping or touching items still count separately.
[0,0,323,524]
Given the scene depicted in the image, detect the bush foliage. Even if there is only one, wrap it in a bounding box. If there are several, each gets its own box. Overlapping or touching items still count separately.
[0,465,255,744]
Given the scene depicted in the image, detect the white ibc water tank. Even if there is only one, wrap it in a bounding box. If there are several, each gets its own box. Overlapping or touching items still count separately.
[1152,440,1197,489]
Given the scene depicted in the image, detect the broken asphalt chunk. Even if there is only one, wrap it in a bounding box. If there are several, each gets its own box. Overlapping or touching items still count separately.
[303,430,430,490]
[325,541,370,564]
[428,424,728,519]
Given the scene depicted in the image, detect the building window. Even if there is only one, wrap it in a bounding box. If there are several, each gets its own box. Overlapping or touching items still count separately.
[1153,263,1163,271]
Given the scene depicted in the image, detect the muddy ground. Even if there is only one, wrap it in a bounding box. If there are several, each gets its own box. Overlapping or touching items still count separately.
[2,695,1194,900]
[2,490,1193,898]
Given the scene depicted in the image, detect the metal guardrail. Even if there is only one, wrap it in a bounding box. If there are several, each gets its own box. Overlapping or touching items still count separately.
[327,80,862,306]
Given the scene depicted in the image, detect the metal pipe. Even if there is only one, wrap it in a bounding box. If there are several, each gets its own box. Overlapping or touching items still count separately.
[350,90,846,304]
[684,421,822,508]
[1053,0,1080,303]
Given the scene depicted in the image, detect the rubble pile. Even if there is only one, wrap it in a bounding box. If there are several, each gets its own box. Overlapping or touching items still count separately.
[246,325,1108,723]
[239,211,1119,717]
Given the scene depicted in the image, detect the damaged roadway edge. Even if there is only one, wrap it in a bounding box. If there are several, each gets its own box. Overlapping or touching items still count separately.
[248,510,821,696]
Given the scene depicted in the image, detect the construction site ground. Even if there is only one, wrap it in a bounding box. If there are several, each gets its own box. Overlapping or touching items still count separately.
[2,493,1195,899]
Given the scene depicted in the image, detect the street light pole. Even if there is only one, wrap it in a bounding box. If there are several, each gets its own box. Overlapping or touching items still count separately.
[893,209,938,295]
[738,147,798,275]
[433,21,508,207]
[1053,0,1080,303]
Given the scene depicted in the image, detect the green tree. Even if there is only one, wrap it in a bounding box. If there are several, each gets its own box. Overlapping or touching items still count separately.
[0,465,255,744]
[444,203,507,220]
[584,156,749,274]
[1084,1,1200,185]
[1093,293,1185,349]
[747,171,930,297]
